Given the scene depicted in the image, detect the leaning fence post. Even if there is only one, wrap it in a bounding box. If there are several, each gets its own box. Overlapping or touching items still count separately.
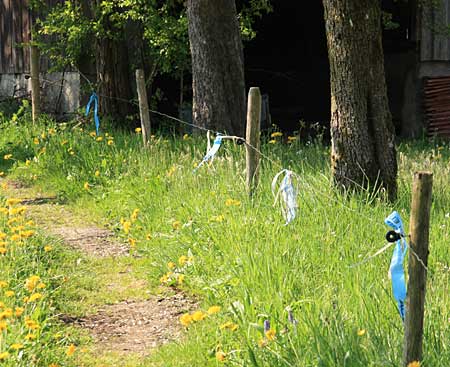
[245,87,261,196]
[30,44,41,124]
[403,171,433,366]
[135,69,151,146]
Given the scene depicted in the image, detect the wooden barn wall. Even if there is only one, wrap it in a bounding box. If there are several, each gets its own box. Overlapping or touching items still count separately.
[420,1,450,61]
[0,0,31,74]
[0,0,62,74]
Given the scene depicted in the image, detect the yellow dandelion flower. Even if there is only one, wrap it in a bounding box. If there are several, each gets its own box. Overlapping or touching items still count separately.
[25,275,40,292]
[146,234,152,240]
[180,313,192,327]
[167,261,176,270]
[1,183,8,190]
[183,133,189,140]
[177,274,185,284]
[83,182,90,190]
[89,131,96,137]
[15,307,24,317]
[159,274,169,283]
[192,311,207,321]
[33,138,40,145]
[0,172,4,176]
[41,132,46,139]
[0,351,9,360]
[94,170,100,177]
[0,248,6,255]
[107,139,114,146]
[268,139,277,144]
[287,136,297,141]
[172,221,182,230]
[0,208,7,215]
[20,230,35,238]
[6,198,21,206]
[270,131,283,137]
[220,321,238,331]
[265,329,276,341]
[210,215,224,223]
[96,136,103,142]
[128,238,136,248]
[0,281,7,288]
[44,245,52,252]
[216,351,226,362]
[61,140,68,146]
[123,221,131,234]
[24,333,36,340]
[0,321,7,331]
[225,198,241,207]
[10,234,21,242]
[407,362,420,367]
[207,306,221,315]
[37,282,46,289]
[178,255,188,266]
[130,208,140,222]
[357,329,366,336]
[10,343,23,351]
[27,293,43,302]
[135,127,142,133]
[48,128,56,136]
[5,290,14,297]
[66,344,76,356]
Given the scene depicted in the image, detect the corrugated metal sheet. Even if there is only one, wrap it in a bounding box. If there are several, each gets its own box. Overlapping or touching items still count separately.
[424,76,450,137]
[420,1,450,61]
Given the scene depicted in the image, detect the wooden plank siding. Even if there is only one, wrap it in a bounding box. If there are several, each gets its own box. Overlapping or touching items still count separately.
[420,1,450,61]
[0,0,63,74]
[0,0,30,73]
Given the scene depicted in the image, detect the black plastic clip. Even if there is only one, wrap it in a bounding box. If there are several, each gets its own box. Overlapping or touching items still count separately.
[386,230,402,243]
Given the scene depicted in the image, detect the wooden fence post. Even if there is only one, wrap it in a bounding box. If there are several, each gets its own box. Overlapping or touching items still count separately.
[30,45,41,123]
[135,69,151,145]
[246,87,261,196]
[403,171,433,366]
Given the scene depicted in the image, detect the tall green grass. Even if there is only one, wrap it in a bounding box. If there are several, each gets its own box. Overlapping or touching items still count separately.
[1,108,449,366]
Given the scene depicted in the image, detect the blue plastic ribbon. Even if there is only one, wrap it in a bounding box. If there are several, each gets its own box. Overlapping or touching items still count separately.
[272,169,298,225]
[385,211,408,321]
[86,92,100,135]
[194,134,222,171]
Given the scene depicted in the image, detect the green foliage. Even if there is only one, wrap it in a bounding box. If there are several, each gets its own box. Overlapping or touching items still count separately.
[0,109,449,366]
[34,0,272,76]
[38,2,91,70]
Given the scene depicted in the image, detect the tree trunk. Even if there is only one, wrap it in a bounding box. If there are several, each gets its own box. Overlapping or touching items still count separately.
[93,1,133,123]
[187,0,246,136]
[322,0,398,200]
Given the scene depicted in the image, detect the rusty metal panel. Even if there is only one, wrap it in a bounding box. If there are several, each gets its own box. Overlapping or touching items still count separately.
[424,76,450,137]
[420,1,450,61]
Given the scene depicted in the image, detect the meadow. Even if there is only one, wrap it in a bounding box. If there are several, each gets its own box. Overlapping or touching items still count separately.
[0,103,448,366]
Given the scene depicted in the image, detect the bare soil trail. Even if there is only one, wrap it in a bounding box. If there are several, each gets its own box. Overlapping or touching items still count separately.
[2,179,195,362]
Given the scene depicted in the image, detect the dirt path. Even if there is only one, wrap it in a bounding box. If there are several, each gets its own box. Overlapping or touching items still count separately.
[2,180,195,361]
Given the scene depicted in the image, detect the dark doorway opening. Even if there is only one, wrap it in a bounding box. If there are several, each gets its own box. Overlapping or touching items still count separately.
[244,2,330,133]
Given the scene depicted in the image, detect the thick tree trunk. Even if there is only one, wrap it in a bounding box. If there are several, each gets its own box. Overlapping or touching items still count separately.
[323,0,398,200]
[93,1,133,122]
[187,0,246,136]
[95,37,133,121]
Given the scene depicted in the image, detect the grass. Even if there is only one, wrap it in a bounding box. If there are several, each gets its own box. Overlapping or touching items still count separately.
[0,105,449,366]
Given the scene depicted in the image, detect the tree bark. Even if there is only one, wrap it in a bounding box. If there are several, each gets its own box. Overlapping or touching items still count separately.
[93,1,133,122]
[187,0,246,136]
[322,0,398,200]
